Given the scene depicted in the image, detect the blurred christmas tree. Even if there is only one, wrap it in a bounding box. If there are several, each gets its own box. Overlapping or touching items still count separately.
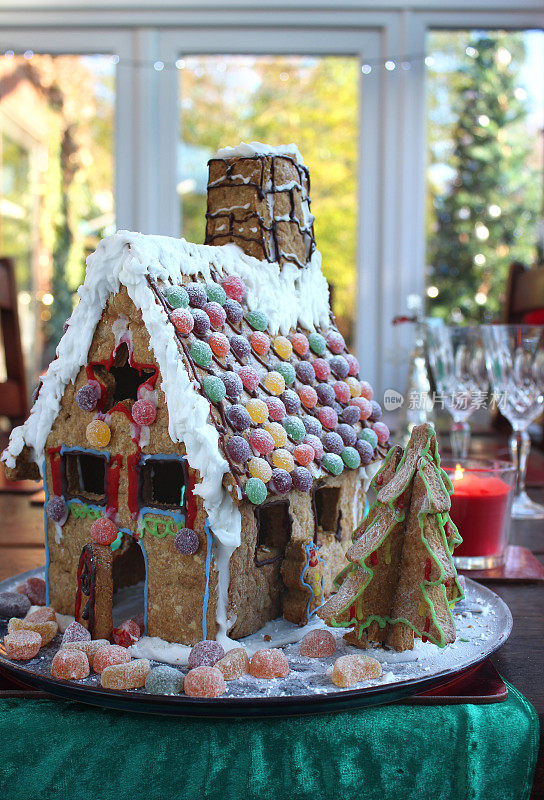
[427,33,541,322]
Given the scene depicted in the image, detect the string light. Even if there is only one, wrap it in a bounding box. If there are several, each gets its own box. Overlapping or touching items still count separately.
[385,60,396,71]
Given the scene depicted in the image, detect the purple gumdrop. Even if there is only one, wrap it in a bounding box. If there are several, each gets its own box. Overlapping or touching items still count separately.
[316,382,335,406]
[174,528,199,555]
[295,361,315,385]
[76,384,99,412]
[186,282,207,309]
[291,466,312,492]
[226,404,251,432]
[302,415,322,437]
[62,621,91,645]
[0,591,31,618]
[221,371,243,400]
[304,433,324,460]
[230,334,251,360]
[342,405,361,426]
[356,439,374,466]
[188,639,225,668]
[226,435,251,463]
[191,308,211,337]
[337,423,357,447]
[369,401,383,422]
[329,355,349,379]
[323,431,344,455]
[224,299,243,325]
[46,495,67,524]
[282,389,301,414]
[270,468,292,495]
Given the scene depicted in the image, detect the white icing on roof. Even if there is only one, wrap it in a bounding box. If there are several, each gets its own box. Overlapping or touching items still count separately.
[215,141,305,165]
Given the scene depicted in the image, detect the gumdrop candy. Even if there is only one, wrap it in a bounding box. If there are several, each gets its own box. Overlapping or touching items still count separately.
[76,383,99,412]
[349,397,372,421]
[145,665,185,695]
[323,431,344,455]
[226,404,251,432]
[247,309,268,332]
[295,361,315,385]
[299,629,337,658]
[93,644,132,674]
[369,401,383,422]
[359,380,374,400]
[271,449,295,472]
[8,617,58,646]
[308,332,326,355]
[165,284,189,309]
[265,397,286,422]
[248,457,273,483]
[221,371,243,400]
[330,356,349,379]
[25,606,56,624]
[270,468,292,495]
[359,428,378,449]
[250,331,270,356]
[209,332,230,358]
[341,405,361,426]
[291,466,313,492]
[62,638,110,668]
[113,619,141,648]
[282,389,301,414]
[90,517,118,546]
[372,422,390,445]
[274,361,296,387]
[205,283,227,306]
[184,666,226,698]
[249,648,290,679]
[249,428,274,456]
[230,334,251,360]
[356,439,374,465]
[61,621,91,645]
[186,282,207,308]
[47,495,68,525]
[333,381,351,404]
[0,591,30,618]
[313,358,331,381]
[283,415,306,443]
[318,406,338,431]
[322,452,344,476]
[215,647,250,681]
[51,649,90,681]
[272,336,292,360]
[299,385,318,410]
[224,298,243,325]
[341,446,361,469]
[263,371,286,397]
[174,527,200,555]
[316,382,335,406]
[226,435,251,463]
[190,340,213,368]
[86,418,111,449]
[171,307,194,334]
[265,421,287,448]
[331,654,382,687]
[188,639,225,668]
[326,330,345,354]
[221,275,246,303]
[336,423,356,447]
[203,375,226,404]
[191,308,210,337]
[246,398,269,424]
[245,477,267,505]
[293,443,314,466]
[345,377,361,398]
[238,365,260,393]
[291,332,309,356]
[346,354,360,376]
[17,577,46,606]
[302,415,322,437]
[101,659,151,690]
[132,399,157,426]
[304,434,324,461]
[4,630,41,660]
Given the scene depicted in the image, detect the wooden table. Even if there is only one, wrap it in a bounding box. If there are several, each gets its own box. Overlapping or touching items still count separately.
[0,438,543,798]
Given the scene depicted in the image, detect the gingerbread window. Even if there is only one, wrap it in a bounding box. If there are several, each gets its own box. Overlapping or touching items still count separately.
[92,343,155,409]
[140,457,187,509]
[314,486,342,540]
[64,452,107,505]
[254,501,292,567]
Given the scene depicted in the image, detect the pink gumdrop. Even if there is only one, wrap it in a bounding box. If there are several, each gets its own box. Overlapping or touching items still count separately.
[62,621,91,645]
[349,397,372,421]
[184,666,226,698]
[132,399,157,426]
[113,619,141,648]
[17,577,46,606]
[312,358,331,381]
[249,428,274,456]
[326,330,345,354]
[317,406,338,431]
[237,366,259,393]
[265,397,286,421]
[333,382,351,404]
[304,433,323,460]
[188,640,225,669]
[221,275,246,303]
[372,422,390,445]
[345,354,359,376]
[359,381,374,400]
[249,648,290,679]
[93,645,132,674]
[299,629,337,658]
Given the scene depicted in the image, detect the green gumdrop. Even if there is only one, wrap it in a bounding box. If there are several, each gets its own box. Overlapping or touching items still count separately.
[190,341,213,368]
[308,332,326,355]
[245,477,267,505]
[203,375,226,403]
[341,446,361,469]
[165,285,189,309]
[359,428,378,449]
[322,452,344,476]
[247,309,268,332]
[206,283,227,306]
[283,415,306,443]
[275,361,296,386]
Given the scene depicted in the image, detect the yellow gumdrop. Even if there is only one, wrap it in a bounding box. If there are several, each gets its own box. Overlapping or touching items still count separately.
[271,448,295,472]
[273,336,293,360]
[264,371,286,397]
[265,421,288,448]
[346,377,362,398]
[248,457,273,483]
[86,419,111,449]
[246,398,269,424]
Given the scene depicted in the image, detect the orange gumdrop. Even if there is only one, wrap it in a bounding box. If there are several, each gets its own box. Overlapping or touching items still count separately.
[215,648,250,681]
[8,617,58,646]
[184,666,226,698]
[299,629,337,658]
[25,606,57,624]
[4,630,41,660]
[101,659,151,690]
[249,648,290,679]
[331,654,382,688]
[93,645,131,674]
[62,639,110,668]
[51,649,90,681]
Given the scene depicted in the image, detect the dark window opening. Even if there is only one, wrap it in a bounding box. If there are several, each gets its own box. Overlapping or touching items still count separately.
[314,486,342,540]
[112,534,146,628]
[93,343,155,409]
[254,501,292,567]
[64,452,107,504]
[141,458,186,509]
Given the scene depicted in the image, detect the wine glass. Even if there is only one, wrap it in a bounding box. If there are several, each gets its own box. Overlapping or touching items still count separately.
[426,324,489,460]
[482,324,544,519]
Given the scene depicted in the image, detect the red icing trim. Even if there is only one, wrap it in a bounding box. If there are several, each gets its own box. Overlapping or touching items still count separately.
[106,455,123,519]
[422,616,431,643]
[370,551,378,567]
[127,453,141,521]
[424,557,431,581]
[185,471,197,529]
[86,348,158,413]
[47,447,62,496]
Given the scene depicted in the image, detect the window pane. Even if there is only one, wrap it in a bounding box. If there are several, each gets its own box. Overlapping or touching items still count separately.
[425,31,544,322]
[0,54,115,389]
[178,55,359,343]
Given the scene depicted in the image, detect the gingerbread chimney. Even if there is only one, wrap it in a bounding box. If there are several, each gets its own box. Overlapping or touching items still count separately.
[205,143,316,269]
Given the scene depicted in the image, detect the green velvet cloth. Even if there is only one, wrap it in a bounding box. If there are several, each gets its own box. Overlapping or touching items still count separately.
[0,681,538,800]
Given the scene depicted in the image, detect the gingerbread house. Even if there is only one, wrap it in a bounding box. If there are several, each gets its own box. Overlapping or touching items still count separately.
[2,143,389,648]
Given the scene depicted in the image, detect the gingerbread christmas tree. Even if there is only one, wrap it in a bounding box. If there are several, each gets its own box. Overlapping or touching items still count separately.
[318,423,464,651]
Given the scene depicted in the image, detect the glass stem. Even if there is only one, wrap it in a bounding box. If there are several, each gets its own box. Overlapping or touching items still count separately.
[450,420,470,460]
[509,429,531,499]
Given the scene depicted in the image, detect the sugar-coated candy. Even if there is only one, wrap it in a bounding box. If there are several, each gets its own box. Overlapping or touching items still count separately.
[282,389,301,414]
[4,630,41,660]
[293,443,314,466]
[25,606,56,625]
[249,648,290,679]
[272,336,292,359]
[101,659,151,690]
[322,452,344,476]
[208,332,230,358]
[265,397,286,422]
[250,331,270,356]
[93,644,131,674]
[359,380,374,400]
[316,382,335,406]
[226,435,251,463]
[191,308,211,337]
[291,333,309,356]
[274,361,296,387]
[238,365,260,393]
[270,468,292,495]
[302,415,322,437]
[17,577,46,606]
[246,398,269,424]
[359,427,378,449]
[0,592,31,618]
[313,358,331,381]
[248,457,273,483]
[224,298,243,325]
[295,361,315,385]
[221,371,243,400]
[264,421,287,448]
[264,371,286,396]
[221,275,246,302]
[330,355,349,379]
[326,330,345,354]
[145,664,185,695]
[230,334,251,360]
[186,282,207,308]
[205,301,227,329]
[171,307,194,335]
[346,377,361,398]
[174,527,199,555]
[291,466,313,492]
[62,620,91,645]
[349,396,372,421]
[283,415,306,443]
[188,639,225,668]
[76,383,99,412]
[342,446,361,469]
[226,404,251,432]
[323,431,344,455]
[86,419,111,449]
[372,421,390,445]
[90,517,118,546]
[185,666,226,698]
[47,495,68,525]
[318,406,338,430]
[308,332,326,355]
[132,399,157,426]
[113,619,141,648]
[190,340,213,368]
[369,401,383,422]
[271,449,295,472]
[165,285,189,309]
[203,375,226,404]
[299,385,318,409]
[337,423,357,447]
[62,639,109,668]
[342,405,361,426]
[331,654,382,687]
[247,309,268,332]
[215,647,250,681]
[205,283,227,306]
[333,381,351,404]
[304,434,324,460]
[299,629,336,658]
[249,428,274,456]
[9,616,57,645]
[356,439,374,465]
[345,354,360,376]
[245,477,268,505]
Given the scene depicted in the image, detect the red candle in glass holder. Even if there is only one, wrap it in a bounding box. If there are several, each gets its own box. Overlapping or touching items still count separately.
[449,465,511,558]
